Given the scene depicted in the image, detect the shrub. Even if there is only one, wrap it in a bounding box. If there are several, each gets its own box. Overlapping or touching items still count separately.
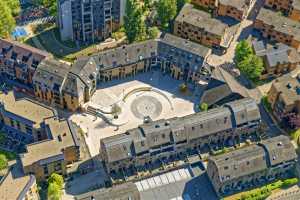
[0,154,8,170]
[179,83,187,93]
[282,178,298,188]
[48,173,64,189]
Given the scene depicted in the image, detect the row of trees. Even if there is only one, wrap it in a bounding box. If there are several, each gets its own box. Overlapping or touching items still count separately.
[235,40,264,81]
[33,0,57,16]
[0,0,20,38]
[124,0,189,43]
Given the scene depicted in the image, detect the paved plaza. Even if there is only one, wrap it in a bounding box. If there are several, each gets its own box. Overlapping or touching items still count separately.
[70,71,199,156]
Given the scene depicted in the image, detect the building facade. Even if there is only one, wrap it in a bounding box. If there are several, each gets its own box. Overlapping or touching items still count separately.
[32,57,98,111]
[254,8,300,51]
[58,0,126,43]
[0,39,50,85]
[174,4,237,52]
[217,0,251,21]
[94,34,212,83]
[207,135,297,197]
[267,74,300,121]
[100,98,261,176]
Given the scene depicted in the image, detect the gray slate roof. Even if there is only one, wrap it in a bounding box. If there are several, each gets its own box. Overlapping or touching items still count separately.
[33,58,70,91]
[208,135,297,184]
[256,8,300,41]
[175,4,228,36]
[201,67,248,106]
[101,98,261,164]
[93,33,211,72]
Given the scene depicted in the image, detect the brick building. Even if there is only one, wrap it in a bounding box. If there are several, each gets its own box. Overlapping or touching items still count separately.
[252,40,300,79]
[267,73,300,121]
[0,91,80,181]
[0,39,50,85]
[254,8,300,50]
[174,4,238,52]
[100,98,261,176]
[207,135,297,197]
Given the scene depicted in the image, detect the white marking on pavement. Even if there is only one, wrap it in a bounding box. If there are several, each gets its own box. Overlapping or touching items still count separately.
[153,176,163,186]
[135,182,143,191]
[147,177,156,188]
[141,179,150,190]
[166,172,176,183]
[160,174,169,185]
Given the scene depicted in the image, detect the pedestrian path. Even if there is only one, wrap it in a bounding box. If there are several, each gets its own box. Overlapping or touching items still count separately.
[135,168,192,192]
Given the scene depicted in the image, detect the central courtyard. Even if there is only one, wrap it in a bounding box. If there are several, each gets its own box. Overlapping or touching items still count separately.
[70,71,201,156]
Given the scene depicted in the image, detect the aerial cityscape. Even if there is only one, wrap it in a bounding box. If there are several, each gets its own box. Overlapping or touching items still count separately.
[0,0,300,200]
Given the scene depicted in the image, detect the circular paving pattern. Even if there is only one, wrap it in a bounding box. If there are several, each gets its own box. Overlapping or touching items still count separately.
[131,95,162,119]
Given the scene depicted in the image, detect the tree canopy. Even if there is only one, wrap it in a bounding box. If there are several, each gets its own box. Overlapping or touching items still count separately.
[47,183,62,200]
[147,26,159,39]
[34,0,57,16]
[3,0,20,17]
[47,173,64,200]
[0,154,8,170]
[0,1,16,38]
[124,0,147,43]
[238,54,264,81]
[48,173,64,189]
[235,40,253,63]
[156,0,177,29]
[199,102,208,112]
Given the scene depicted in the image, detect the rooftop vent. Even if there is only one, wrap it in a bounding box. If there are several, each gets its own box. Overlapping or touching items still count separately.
[287,83,292,89]
[165,121,170,126]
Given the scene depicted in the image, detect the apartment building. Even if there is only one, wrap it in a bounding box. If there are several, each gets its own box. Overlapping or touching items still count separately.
[94,33,212,83]
[21,117,80,180]
[0,91,80,180]
[0,39,50,85]
[58,0,126,43]
[268,74,300,121]
[32,57,98,111]
[0,91,56,144]
[174,4,237,52]
[254,8,300,50]
[217,0,251,21]
[252,41,300,79]
[265,0,292,13]
[100,98,261,175]
[207,135,297,197]
[0,163,39,200]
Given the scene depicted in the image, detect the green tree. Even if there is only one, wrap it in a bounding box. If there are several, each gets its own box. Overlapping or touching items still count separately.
[157,0,177,29]
[235,40,253,63]
[0,154,8,170]
[176,0,190,13]
[0,1,16,38]
[33,0,57,16]
[147,26,159,39]
[124,0,147,43]
[47,182,61,200]
[199,102,208,111]
[48,173,64,189]
[3,0,20,17]
[238,54,264,81]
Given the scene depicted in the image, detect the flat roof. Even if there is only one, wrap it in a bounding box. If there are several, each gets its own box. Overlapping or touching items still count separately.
[0,91,55,128]
[0,163,36,200]
[21,118,79,167]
